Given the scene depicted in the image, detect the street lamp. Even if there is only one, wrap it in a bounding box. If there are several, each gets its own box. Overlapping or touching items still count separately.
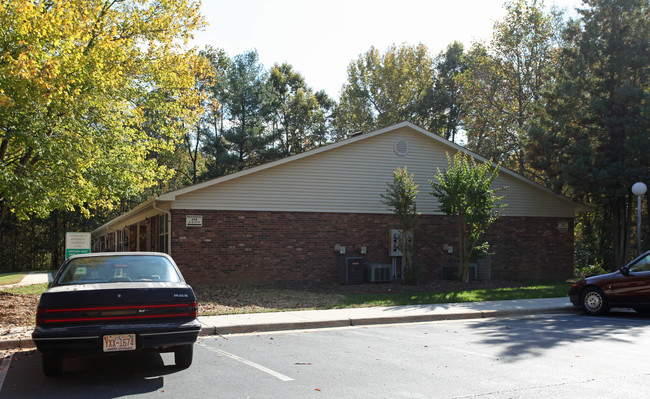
[632,182,647,256]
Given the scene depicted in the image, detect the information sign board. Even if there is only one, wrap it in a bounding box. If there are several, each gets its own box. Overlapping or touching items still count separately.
[65,232,91,259]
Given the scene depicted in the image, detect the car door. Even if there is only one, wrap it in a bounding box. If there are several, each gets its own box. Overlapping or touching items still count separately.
[609,254,650,305]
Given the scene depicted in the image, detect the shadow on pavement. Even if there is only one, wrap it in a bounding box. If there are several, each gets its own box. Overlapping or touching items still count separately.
[1,349,185,398]
[468,310,649,362]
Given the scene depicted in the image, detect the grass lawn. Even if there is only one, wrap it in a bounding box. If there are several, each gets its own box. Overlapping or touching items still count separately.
[0,270,55,292]
[0,279,570,312]
[336,282,569,308]
[0,272,28,285]
[1,282,50,295]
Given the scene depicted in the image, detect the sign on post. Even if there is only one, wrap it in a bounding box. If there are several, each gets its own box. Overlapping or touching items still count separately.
[66,232,91,259]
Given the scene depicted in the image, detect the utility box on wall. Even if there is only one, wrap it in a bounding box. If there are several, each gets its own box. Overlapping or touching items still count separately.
[338,257,364,284]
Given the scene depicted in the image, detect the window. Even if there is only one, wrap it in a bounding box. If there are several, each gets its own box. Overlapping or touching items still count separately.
[630,254,650,273]
[57,255,181,285]
[158,214,168,254]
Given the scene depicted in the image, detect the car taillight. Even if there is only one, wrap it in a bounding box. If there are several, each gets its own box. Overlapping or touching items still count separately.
[36,302,198,325]
[36,307,46,327]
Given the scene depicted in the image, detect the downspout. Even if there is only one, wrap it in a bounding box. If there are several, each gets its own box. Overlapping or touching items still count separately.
[153,198,172,256]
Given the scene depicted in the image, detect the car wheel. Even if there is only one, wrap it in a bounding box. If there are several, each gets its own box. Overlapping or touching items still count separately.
[174,344,193,369]
[581,287,609,315]
[42,352,63,377]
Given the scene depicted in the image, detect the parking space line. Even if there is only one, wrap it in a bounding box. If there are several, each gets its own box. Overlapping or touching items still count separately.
[199,343,294,382]
[0,354,12,392]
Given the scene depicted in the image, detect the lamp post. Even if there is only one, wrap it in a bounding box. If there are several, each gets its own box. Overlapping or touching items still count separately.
[632,182,647,256]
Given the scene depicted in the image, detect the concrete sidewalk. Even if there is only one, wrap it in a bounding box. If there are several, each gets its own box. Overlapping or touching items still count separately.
[2,272,52,288]
[198,297,575,336]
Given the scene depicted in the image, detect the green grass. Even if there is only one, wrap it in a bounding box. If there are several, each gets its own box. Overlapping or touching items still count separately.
[1,282,50,295]
[0,280,571,311]
[336,282,570,308]
[0,272,27,285]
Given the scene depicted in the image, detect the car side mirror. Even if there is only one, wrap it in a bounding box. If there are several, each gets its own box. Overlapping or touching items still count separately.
[620,266,630,276]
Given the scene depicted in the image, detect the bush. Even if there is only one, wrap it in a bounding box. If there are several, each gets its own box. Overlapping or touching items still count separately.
[574,262,607,278]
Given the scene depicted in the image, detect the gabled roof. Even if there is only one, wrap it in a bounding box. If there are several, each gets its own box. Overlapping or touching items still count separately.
[94,122,584,235]
[157,122,581,210]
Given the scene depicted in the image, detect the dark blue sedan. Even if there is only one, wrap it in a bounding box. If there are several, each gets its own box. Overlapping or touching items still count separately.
[32,252,201,377]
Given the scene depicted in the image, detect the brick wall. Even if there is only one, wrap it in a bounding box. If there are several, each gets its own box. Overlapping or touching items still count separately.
[171,210,574,287]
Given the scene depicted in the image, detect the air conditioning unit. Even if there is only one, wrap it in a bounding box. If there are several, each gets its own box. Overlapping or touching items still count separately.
[338,257,364,285]
[441,263,478,280]
[365,263,392,283]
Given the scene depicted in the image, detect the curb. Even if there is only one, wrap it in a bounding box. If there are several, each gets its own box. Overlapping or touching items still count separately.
[2,306,577,351]
[0,338,35,351]
[198,306,575,336]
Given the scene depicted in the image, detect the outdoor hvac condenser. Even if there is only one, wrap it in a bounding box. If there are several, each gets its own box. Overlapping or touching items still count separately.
[338,257,364,284]
[365,263,392,283]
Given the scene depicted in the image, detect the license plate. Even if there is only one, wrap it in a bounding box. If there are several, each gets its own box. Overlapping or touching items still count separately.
[103,334,136,352]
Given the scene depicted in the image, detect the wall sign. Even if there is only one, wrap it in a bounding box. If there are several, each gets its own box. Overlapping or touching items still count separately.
[186,215,203,227]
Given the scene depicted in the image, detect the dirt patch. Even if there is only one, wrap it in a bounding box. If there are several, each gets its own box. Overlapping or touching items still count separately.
[0,292,38,334]
[0,291,39,358]
[195,285,345,315]
[194,279,527,315]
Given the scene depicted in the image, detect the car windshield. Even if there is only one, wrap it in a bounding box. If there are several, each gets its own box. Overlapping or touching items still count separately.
[56,255,181,285]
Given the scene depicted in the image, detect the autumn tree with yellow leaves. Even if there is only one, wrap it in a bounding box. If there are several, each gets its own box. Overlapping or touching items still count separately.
[0,0,208,224]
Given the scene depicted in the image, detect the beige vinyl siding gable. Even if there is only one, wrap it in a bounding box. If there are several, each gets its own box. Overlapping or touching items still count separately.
[171,126,578,217]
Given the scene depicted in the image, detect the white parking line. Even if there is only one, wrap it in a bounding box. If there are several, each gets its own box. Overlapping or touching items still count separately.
[0,354,12,392]
[200,343,294,382]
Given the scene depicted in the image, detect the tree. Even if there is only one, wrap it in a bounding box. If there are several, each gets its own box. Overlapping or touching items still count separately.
[430,152,506,283]
[335,43,435,138]
[381,167,420,283]
[266,63,334,158]
[526,0,650,267]
[199,53,334,180]
[457,0,558,174]
[221,50,272,170]
[198,47,238,180]
[0,0,207,224]
[422,42,467,143]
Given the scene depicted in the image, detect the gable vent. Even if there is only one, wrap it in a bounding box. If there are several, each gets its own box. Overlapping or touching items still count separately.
[394,139,409,156]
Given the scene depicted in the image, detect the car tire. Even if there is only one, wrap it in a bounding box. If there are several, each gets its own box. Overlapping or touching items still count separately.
[42,352,63,377]
[581,287,609,315]
[174,344,193,369]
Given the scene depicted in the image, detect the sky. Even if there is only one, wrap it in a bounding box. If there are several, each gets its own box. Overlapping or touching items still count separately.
[192,0,584,100]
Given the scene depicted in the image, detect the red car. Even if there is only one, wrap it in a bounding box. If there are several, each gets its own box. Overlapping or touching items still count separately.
[569,251,650,315]
[32,252,201,377]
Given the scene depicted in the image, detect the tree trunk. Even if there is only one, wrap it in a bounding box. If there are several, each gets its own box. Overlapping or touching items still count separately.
[0,201,9,227]
[457,216,470,283]
[612,196,631,268]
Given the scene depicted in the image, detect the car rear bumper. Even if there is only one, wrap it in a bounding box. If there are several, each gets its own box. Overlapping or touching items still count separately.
[32,319,201,354]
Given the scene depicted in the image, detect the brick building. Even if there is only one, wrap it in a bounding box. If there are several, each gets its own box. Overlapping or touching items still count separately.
[92,122,583,286]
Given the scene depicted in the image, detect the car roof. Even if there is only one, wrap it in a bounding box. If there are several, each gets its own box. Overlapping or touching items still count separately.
[68,252,171,259]
[66,252,176,264]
